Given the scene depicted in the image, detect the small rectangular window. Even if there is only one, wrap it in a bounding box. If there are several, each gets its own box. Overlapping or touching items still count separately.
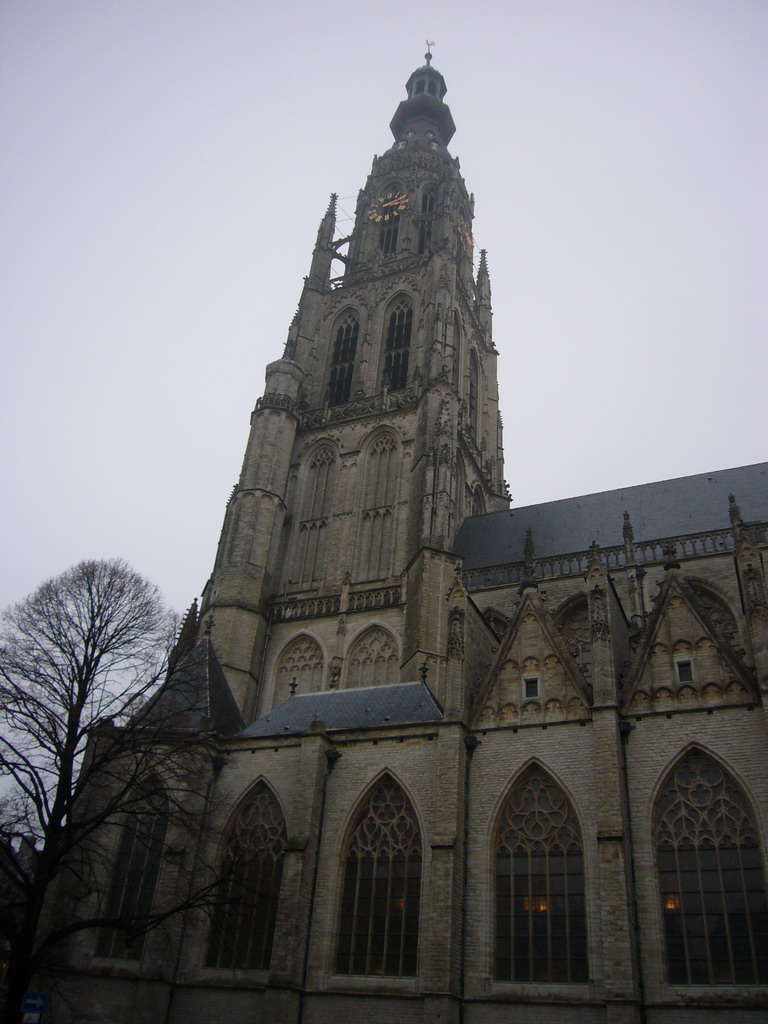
[524,677,539,699]
[676,660,693,683]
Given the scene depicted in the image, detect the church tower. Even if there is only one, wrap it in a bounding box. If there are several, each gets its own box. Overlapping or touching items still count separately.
[200,52,508,721]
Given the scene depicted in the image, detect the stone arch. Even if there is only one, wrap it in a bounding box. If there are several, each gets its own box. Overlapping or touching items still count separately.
[555,594,592,681]
[380,292,413,390]
[493,763,588,983]
[335,772,422,977]
[274,633,324,703]
[205,780,287,971]
[346,625,399,687]
[653,748,768,985]
[357,429,400,580]
[327,306,361,405]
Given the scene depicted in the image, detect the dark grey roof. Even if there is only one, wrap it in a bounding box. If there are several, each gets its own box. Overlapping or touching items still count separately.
[456,463,768,570]
[241,682,443,738]
[141,637,245,736]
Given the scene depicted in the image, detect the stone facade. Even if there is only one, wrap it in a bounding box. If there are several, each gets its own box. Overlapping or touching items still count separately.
[51,55,768,1024]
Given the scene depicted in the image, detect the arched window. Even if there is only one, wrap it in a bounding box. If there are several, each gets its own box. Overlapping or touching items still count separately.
[358,434,398,580]
[328,312,359,405]
[298,446,337,584]
[96,787,168,959]
[469,349,479,439]
[336,777,421,976]
[206,782,287,971]
[380,218,399,255]
[418,189,436,254]
[656,750,768,985]
[275,634,323,701]
[495,766,588,983]
[384,298,412,391]
[347,626,399,687]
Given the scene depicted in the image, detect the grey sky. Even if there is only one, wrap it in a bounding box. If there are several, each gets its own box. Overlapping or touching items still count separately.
[2,0,766,613]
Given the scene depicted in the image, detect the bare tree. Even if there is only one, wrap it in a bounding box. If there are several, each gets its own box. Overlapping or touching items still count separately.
[0,559,224,1024]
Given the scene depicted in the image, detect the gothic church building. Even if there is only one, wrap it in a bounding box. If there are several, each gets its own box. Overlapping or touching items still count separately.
[62,56,768,1024]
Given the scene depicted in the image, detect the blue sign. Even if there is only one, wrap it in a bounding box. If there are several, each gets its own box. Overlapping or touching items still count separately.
[22,993,48,1014]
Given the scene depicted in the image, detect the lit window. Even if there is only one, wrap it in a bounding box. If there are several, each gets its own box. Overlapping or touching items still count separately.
[495,766,588,982]
[336,778,421,976]
[656,751,768,985]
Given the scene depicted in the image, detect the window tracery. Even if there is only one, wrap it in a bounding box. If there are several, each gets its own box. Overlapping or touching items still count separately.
[336,777,421,976]
[358,434,398,579]
[656,751,768,985]
[96,788,168,960]
[275,634,323,700]
[347,626,399,687]
[298,446,337,584]
[495,766,588,983]
[418,188,436,253]
[384,298,412,391]
[328,312,359,405]
[206,782,287,971]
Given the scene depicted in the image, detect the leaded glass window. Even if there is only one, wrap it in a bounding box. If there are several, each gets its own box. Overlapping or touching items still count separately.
[96,788,168,959]
[336,778,421,976]
[329,314,359,405]
[206,783,287,970]
[495,766,588,983]
[384,299,411,391]
[656,751,768,985]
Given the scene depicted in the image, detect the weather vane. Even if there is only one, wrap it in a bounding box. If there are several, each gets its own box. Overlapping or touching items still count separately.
[425,40,436,64]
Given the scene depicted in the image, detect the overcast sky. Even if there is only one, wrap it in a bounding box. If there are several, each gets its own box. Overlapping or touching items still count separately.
[2,0,766,613]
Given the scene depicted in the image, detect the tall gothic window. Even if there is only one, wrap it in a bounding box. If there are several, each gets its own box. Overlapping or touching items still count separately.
[347,625,399,687]
[418,188,436,254]
[275,634,323,702]
[96,788,168,959]
[328,313,359,405]
[379,219,399,255]
[495,766,588,983]
[336,777,421,976]
[358,434,398,580]
[298,446,337,584]
[656,750,768,985]
[206,782,287,971]
[384,299,412,391]
[469,349,479,439]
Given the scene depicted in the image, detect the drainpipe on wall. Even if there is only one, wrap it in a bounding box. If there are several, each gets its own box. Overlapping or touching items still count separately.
[163,751,224,1024]
[618,719,648,1024]
[297,745,342,1024]
[459,733,479,1024]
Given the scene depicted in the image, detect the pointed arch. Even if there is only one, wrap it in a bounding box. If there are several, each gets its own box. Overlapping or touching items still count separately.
[96,784,169,959]
[654,748,768,984]
[494,764,588,983]
[417,186,436,253]
[346,625,399,687]
[296,443,338,584]
[206,780,287,971]
[357,430,399,580]
[275,633,324,702]
[336,774,422,976]
[469,348,480,439]
[328,308,359,405]
[383,294,412,391]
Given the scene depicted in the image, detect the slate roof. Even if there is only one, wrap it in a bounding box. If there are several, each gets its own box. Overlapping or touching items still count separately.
[455,463,768,570]
[141,637,245,736]
[241,682,443,737]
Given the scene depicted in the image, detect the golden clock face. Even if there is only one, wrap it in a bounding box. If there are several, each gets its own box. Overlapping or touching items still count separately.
[457,216,473,255]
[368,191,409,223]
